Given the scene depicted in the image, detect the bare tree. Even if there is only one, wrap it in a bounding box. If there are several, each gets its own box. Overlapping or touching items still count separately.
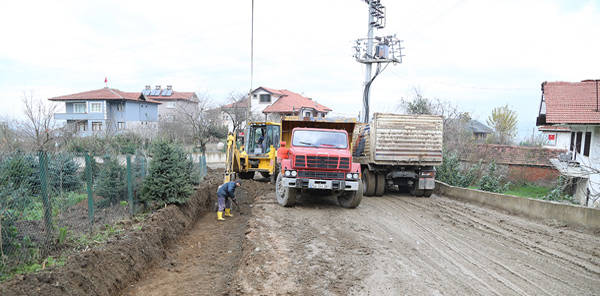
[20,91,60,152]
[0,117,20,153]
[159,93,226,153]
[222,92,250,133]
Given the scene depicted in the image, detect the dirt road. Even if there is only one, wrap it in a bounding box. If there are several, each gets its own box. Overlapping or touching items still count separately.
[123,180,600,295]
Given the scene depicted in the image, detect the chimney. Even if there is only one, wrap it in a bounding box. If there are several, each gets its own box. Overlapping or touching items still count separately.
[167,85,172,90]
[155,85,161,90]
[145,85,151,90]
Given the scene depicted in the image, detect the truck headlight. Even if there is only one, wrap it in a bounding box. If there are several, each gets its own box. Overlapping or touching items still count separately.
[285,170,291,177]
[291,170,297,177]
[353,173,359,179]
[346,173,353,179]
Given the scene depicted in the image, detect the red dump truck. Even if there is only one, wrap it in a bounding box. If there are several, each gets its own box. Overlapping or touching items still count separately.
[352,113,444,197]
[275,116,363,208]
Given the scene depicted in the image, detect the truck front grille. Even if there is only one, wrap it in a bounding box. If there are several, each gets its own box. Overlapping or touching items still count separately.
[294,155,350,169]
[297,171,345,180]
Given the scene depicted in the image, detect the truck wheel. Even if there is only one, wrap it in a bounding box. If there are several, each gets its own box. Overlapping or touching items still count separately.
[338,182,363,208]
[239,172,255,179]
[362,169,376,196]
[260,172,271,179]
[423,189,433,197]
[374,173,385,196]
[276,173,296,207]
[409,183,424,197]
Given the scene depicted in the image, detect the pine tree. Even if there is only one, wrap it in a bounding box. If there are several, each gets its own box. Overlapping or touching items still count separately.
[140,141,194,204]
[95,155,127,206]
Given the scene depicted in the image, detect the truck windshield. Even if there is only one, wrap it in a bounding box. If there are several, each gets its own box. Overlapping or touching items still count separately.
[292,130,348,149]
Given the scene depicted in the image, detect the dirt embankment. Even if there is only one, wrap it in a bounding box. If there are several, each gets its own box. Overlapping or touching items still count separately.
[0,169,223,296]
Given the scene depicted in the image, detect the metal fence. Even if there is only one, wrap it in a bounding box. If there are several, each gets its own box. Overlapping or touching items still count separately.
[0,151,207,280]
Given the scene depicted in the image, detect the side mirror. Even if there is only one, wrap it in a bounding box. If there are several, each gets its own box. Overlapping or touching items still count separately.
[280,141,286,146]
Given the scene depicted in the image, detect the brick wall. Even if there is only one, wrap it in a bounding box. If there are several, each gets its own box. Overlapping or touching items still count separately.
[463,144,566,186]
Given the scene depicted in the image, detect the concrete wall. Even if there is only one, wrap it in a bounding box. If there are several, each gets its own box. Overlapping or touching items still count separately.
[435,181,600,229]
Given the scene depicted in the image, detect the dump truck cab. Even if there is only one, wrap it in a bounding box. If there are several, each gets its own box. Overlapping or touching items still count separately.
[275,116,363,208]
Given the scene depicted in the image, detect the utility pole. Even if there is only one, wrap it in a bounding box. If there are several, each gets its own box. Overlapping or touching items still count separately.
[363,2,375,123]
[354,0,403,123]
[246,0,255,130]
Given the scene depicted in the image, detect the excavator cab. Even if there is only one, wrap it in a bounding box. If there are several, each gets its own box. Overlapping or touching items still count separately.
[245,123,281,155]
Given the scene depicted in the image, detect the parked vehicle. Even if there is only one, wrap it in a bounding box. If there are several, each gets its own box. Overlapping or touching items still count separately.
[352,113,443,197]
[224,121,281,183]
[276,116,363,208]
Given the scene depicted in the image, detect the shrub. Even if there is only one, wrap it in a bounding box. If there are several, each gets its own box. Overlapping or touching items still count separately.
[477,162,510,193]
[139,141,194,204]
[437,153,480,188]
[94,155,126,206]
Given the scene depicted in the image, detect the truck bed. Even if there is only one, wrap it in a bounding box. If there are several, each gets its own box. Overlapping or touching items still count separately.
[353,113,443,166]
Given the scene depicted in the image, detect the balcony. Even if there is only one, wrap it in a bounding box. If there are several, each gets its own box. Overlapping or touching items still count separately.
[54,112,105,121]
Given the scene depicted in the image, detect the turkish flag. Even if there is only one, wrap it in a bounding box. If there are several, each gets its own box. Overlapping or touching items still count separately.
[104,77,107,83]
[548,134,555,140]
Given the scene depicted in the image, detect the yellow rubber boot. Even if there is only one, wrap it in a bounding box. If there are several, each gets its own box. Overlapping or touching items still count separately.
[224,208,233,217]
[217,211,225,221]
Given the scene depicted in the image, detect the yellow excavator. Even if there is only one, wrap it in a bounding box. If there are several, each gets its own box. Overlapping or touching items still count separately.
[224,121,281,183]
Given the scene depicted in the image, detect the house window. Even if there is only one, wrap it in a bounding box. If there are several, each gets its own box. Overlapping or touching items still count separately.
[570,132,575,152]
[222,114,229,121]
[576,132,583,154]
[116,103,124,111]
[91,102,102,113]
[92,122,102,131]
[166,102,176,109]
[260,94,271,103]
[74,103,86,113]
[76,121,87,131]
[117,122,125,130]
[584,132,592,157]
[304,111,311,117]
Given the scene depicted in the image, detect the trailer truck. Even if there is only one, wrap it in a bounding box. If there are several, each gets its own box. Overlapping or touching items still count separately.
[352,113,443,197]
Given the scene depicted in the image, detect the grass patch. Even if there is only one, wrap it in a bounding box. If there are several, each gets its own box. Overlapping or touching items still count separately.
[505,185,552,199]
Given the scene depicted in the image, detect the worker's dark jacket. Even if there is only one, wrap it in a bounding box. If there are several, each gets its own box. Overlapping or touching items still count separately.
[217,181,237,199]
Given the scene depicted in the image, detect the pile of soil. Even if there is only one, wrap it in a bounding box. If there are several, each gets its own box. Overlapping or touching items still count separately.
[0,169,222,296]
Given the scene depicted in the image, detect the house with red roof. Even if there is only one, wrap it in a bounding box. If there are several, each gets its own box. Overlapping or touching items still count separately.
[142,85,199,121]
[536,80,600,207]
[219,87,333,132]
[50,87,162,137]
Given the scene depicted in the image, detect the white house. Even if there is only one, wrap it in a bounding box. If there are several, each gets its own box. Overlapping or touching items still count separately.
[536,80,600,208]
[220,86,332,132]
[538,125,571,150]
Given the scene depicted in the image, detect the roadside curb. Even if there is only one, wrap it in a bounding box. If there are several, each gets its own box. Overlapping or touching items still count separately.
[435,181,600,229]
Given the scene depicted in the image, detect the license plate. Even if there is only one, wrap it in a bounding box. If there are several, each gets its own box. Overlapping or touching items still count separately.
[309,181,331,189]
[311,183,328,189]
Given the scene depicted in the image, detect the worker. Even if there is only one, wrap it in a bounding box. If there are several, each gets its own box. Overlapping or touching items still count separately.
[217,180,242,221]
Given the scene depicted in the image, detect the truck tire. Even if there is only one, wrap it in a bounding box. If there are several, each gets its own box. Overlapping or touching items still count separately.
[260,172,271,179]
[239,171,255,179]
[362,169,376,196]
[276,173,296,207]
[374,173,385,196]
[338,182,363,208]
[409,182,424,197]
[423,189,433,197]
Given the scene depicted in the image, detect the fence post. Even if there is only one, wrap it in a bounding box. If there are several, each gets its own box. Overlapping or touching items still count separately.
[141,157,146,180]
[202,154,207,177]
[85,153,94,229]
[38,151,53,256]
[127,155,134,216]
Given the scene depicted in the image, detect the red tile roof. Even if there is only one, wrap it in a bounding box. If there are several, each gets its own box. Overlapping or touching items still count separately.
[146,91,196,102]
[537,125,570,131]
[222,97,249,109]
[49,88,161,104]
[261,88,332,113]
[543,80,600,124]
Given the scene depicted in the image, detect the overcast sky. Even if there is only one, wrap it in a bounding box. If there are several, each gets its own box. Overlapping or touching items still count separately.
[1,0,598,140]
